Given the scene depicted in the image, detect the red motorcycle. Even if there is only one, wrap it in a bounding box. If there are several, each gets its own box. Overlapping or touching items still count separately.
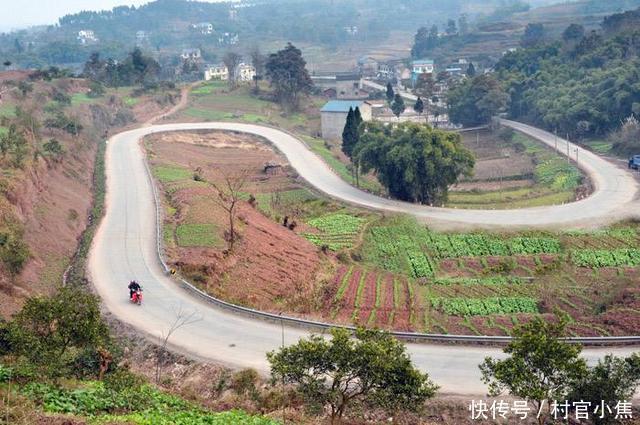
[130,288,143,305]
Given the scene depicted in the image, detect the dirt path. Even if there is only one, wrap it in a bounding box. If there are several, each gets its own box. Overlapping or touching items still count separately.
[143,83,192,127]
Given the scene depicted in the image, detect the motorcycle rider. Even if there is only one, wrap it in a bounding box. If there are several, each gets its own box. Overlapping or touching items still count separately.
[128,280,142,300]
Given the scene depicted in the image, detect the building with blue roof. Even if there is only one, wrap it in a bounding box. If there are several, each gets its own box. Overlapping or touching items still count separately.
[320,100,372,140]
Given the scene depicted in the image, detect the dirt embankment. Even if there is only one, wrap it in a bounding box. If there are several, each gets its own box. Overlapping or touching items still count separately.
[0,73,181,318]
[147,131,331,316]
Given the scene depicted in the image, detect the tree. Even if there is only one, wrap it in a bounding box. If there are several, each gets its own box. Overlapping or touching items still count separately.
[43,138,64,162]
[446,19,457,36]
[385,82,395,104]
[7,288,109,379]
[265,43,313,111]
[267,328,438,424]
[413,97,424,117]
[447,74,508,126]
[562,23,585,44]
[521,23,545,48]
[208,169,250,251]
[568,354,640,425]
[223,51,242,89]
[354,122,474,204]
[341,107,357,158]
[249,46,265,93]
[155,306,200,384]
[414,73,435,99]
[466,62,476,78]
[610,115,640,155]
[480,315,588,425]
[458,14,469,35]
[391,93,405,119]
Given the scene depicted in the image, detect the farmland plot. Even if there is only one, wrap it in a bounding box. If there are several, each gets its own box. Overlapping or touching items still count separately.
[303,213,366,251]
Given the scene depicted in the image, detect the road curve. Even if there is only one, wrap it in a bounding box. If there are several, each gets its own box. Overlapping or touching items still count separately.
[89,121,639,395]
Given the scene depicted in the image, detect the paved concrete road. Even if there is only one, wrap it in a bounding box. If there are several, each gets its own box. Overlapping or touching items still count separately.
[89,122,639,395]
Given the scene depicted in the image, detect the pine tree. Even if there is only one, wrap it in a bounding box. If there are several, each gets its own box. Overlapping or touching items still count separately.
[386,82,395,104]
[466,62,476,78]
[414,97,424,116]
[391,94,406,119]
[342,107,356,158]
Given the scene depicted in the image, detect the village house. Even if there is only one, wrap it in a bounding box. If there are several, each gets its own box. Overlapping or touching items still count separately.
[411,58,435,86]
[181,48,202,61]
[77,30,98,45]
[320,100,372,140]
[357,56,379,77]
[237,63,256,82]
[204,64,229,81]
[135,30,149,45]
[218,32,239,46]
[192,22,214,35]
[203,62,256,82]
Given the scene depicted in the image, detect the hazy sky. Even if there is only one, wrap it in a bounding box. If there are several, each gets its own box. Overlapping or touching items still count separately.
[1,0,225,32]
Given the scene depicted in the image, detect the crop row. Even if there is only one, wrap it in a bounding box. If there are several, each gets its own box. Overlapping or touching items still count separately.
[571,249,640,267]
[303,213,365,250]
[430,297,539,316]
[426,233,561,258]
[367,227,436,277]
[430,277,527,286]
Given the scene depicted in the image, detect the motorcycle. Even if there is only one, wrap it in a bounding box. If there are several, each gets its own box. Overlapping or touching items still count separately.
[130,288,143,305]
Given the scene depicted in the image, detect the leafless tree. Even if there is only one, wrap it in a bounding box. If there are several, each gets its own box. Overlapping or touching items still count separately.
[223,51,242,89]
[155,305,202,384]
[209,168,251,251]
[249,46,265,93]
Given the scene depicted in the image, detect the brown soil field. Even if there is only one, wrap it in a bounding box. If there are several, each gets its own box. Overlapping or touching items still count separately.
[147,131,331,315]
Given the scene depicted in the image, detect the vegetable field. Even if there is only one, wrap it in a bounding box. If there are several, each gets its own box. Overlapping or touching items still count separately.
[430,297,539,316]
[427,234,561,258]
[571,249,640,267]
[303,213,365,250]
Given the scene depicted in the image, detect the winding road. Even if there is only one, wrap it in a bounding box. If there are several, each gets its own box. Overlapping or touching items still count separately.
[89,120,640,395]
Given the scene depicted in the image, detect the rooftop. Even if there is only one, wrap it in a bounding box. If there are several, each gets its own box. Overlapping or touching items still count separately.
[412,59,434,65]
[321,100,366,113]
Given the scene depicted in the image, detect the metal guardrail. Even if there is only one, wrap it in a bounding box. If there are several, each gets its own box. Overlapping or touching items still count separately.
[139,124,640,347]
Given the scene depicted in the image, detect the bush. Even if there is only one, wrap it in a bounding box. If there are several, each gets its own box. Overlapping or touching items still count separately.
[230,368,259,396]
[498,127,515,142]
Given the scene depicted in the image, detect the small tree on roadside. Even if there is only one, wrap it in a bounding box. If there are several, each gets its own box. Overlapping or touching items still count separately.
[479,315,588,425]
[223,51,242,89]
[385,82,394,104]
[413,97,424,118]
[567,353,640,425]
[7,288,109,379]
[268,328,438,424]
[391,93,405,120]
[155,306,201,385]
[208,169,250,251]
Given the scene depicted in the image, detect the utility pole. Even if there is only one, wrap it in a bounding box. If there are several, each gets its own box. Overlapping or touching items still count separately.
[566,133,570,163]
[554,129,558,150]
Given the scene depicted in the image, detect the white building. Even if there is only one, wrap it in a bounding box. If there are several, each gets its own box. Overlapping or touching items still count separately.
[204,63,256,82]
[77,30,98,45]
[135,30,149,45]
[204,64,229,81]
[237,63,256,82]
[181,48,202,61]
[192,22,214,35]
[218,32,239,45]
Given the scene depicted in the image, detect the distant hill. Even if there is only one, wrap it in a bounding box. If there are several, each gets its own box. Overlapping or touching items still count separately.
[0,0,511,69]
